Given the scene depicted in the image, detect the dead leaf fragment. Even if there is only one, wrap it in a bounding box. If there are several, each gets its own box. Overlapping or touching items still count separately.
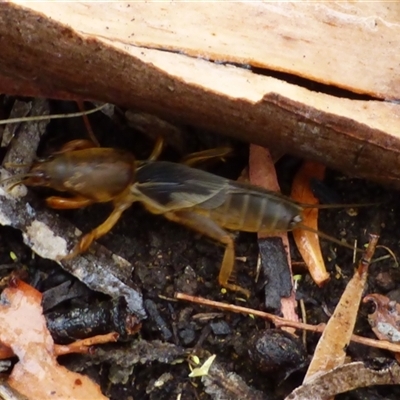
[363,293,400,362]
[364,293,400,342]
[291,160,329,286]
[286,361,400,400]
[0,279,107,400]
[304,228,379,382]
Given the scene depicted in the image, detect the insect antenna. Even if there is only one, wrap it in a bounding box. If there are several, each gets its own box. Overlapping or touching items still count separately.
[0,173,34,191]
[295,223,364,253]
[299,202,380,209]
[0,104,106,126]
[296,201,379,252]
[3,162,31,169]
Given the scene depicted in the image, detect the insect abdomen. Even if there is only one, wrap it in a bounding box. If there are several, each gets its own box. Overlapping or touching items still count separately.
[202,190,303,233]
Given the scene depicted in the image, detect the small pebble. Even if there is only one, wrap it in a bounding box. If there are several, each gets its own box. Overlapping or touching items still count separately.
[375,271,396,291]
[210,320,231,336]
[179,327,196,345]
[248,329,307,373]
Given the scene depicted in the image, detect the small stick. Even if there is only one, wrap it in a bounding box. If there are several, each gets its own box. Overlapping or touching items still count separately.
[175,292,400,353]
[358,229,379,275]
[0,332,119,359]
[54,332,119,356]
[0,104,106,125]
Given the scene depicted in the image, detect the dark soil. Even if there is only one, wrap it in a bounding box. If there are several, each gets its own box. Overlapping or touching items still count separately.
[1,100,400,400]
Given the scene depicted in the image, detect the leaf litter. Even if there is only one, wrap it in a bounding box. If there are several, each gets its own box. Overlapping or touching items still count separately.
[0,278,109,400]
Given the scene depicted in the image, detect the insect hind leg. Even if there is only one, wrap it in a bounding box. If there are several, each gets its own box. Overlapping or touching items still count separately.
[164,210,250,297]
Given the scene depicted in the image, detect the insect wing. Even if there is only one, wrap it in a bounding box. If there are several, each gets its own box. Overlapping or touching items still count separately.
[135,161,304,232]
[135,161,229,210]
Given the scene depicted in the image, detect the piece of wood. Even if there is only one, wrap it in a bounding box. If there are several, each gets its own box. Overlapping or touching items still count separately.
[1,2,400,188]
[10,2,400,99]
[249,145,298,323]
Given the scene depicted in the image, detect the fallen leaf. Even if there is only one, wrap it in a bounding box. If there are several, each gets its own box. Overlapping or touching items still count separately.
[304,229,379,382]
[363,293,400,362]
[0,278,108,400]
[291,160,329,286]
[286,361,400,400]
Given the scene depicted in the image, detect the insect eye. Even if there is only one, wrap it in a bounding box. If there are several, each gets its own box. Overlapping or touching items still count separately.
[27,170,50,186]
[36,155,54,163]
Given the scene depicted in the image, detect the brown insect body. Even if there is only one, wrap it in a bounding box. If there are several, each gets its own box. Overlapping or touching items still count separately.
[26,148,136,202]
[19,143,350,297]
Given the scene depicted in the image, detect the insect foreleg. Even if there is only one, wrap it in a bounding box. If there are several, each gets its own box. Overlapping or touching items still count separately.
[63,196,134,259]
[46,196,95,209]
[164,210,250,297]
[147,136,165,161]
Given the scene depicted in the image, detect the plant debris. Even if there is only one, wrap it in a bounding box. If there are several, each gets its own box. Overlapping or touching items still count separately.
[286,361,400,400]
[303,219,380,383]
[0,278,109,400]
[89,339,188,368]
[291,161,329,286]
[249,144,297,321]
[364,293,400,362]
